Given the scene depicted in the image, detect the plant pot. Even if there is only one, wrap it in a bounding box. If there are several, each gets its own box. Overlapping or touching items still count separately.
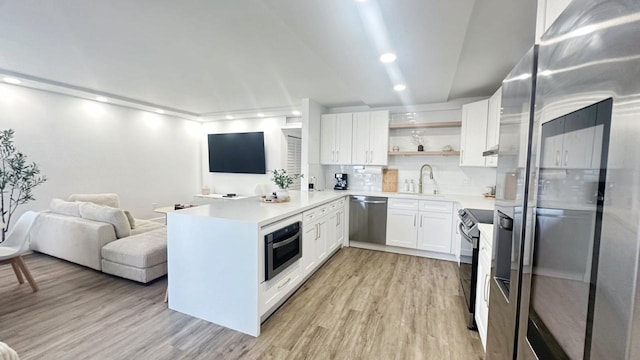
[275,189,289,199]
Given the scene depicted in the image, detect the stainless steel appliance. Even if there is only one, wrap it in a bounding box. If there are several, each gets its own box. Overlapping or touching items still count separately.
[264,221,302,281]
[486,44,539,359]
[487,1,640,359]
[458,208,494,329]
[348,196,387,245]
[334,173,348,190]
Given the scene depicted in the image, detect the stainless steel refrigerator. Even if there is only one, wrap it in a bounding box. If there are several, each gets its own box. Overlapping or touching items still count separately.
[486,0,640,359]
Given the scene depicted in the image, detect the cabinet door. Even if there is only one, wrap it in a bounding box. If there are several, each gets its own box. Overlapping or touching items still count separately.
[335,209,345,246]
[302,222,318,275]
[335,113,353,164]
[316,218,329,264]
[386,209,418,249]
[327,211,339,253]
[352,112,370,164]
[562,109,596,169]
[475,253,490,350]
[320,114,336,164]
[460,99,489,167]
[417,211,453,253]
[485,88,502,167]
[368,110,389,165]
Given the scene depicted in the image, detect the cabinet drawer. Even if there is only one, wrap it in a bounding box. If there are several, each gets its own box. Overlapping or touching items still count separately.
[328,199,344,211]
[260,260,302,316]
[388,198,419,210]
[303,209,317,224]
[316,205,329,217]
[419,200,453,213]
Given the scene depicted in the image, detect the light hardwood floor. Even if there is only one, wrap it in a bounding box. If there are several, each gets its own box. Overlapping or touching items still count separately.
[0,248,484,360]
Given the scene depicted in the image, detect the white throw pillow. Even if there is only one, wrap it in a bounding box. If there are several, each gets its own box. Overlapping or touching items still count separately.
[68,193,120,208]
[79,202,131,238]
[49,198,82,217]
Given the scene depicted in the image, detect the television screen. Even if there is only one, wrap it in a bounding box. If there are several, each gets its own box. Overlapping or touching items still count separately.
[208,132,266,174]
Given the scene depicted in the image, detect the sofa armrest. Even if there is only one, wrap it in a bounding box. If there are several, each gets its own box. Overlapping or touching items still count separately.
[30,211,117,270]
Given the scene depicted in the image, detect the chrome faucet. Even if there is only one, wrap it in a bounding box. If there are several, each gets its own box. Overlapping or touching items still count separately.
[418,164,434,194]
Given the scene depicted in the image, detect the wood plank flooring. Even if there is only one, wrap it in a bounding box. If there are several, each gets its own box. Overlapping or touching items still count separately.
[0,248,484,359]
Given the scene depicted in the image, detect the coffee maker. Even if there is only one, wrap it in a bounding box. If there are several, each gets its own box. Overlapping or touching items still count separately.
[334,173,348,190]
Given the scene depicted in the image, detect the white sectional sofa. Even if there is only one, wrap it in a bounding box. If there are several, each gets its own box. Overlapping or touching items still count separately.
[29,194,167,283]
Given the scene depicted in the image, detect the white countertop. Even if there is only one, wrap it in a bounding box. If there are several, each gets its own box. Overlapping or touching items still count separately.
[173,191,346,227]
[175,190,495,227]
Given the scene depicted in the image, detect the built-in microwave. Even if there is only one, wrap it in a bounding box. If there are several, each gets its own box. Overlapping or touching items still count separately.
[265,221,302,281]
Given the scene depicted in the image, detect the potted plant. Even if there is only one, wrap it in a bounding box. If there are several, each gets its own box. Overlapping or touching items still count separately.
[1,129,47,244]
[270,169,303,199]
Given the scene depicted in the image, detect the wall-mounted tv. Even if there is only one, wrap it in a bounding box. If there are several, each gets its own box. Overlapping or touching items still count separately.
[208,132,266,174]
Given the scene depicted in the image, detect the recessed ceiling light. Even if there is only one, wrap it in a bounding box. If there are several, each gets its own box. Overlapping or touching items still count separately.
[379,53,397,63]
[257,113,265,118]
[155,109,165,114]
[393,84,406,92]
[95,96,108,102]
[225,115,233,120]
[292,110,301,116]
[2,77,21,85]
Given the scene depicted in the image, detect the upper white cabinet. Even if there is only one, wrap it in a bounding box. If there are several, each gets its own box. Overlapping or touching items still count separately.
[460,99,489,167]
[353,110,389,165]
[536,0,573,43]
[485,87,502,167]
[540,107,599,170]
[320,113,353,165]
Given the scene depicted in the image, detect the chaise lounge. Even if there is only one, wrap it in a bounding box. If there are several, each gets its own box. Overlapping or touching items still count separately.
[29,193,167,283]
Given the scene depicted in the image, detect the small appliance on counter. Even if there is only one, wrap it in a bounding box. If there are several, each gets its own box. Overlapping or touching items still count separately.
[334,173,348,190]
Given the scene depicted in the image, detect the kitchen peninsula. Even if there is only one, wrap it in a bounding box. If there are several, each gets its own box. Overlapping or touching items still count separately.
[167,190,494,337]
[166,191,347,337]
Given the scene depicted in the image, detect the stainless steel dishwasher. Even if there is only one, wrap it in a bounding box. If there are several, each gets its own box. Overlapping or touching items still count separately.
[349,196,387,245]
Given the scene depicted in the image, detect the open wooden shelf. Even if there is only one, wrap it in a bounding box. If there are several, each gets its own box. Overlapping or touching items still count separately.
[388,151,460,156]
[389,121,462,129]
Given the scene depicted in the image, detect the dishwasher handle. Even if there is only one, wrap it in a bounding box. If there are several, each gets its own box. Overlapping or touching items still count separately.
[351,199,387,204]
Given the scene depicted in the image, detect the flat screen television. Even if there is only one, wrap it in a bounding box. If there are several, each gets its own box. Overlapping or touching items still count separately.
[208,132,266,174]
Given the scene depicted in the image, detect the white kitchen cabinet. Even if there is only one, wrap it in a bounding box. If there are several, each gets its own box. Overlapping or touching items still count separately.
[386,199,454,254]
[315,217,329,264]
[460,99,489,167]
[485,87,502,167]
[475,230,492,350]
[386,208,419,249]
[417,211,453,253]
[302,211,320,275]
[320,113,353,165]
[352,110,389,165]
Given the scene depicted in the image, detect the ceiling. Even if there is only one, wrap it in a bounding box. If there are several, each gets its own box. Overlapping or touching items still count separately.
[0,0,536,115]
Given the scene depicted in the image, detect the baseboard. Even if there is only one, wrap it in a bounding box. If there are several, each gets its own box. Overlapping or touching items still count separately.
[348,241,457,262]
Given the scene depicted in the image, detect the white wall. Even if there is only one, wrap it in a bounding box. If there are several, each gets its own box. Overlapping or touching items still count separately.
[301,98,325,191]
[0,83,202,220]
[200,116,287,195]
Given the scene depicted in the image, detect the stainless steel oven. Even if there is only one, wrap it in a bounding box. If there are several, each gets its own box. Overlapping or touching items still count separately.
[265,221,302,281]
[458,208,494,329]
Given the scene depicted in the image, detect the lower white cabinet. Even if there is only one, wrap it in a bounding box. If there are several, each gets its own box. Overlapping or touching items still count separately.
[386,209,419,249]
[475,230,492,350]
[386,199,454,254]
[302,199,344,276]
[417,211,453,253]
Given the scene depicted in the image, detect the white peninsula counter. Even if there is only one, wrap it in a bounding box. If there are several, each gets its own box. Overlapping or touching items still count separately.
[166,191,347,337]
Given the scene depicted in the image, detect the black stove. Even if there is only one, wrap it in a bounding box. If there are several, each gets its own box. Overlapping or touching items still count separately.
[458,208,494,329]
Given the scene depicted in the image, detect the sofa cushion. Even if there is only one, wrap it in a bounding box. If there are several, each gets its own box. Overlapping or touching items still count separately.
[124,210,136,229]
[101,259,167,283]
[49,198,81,217]
[101,228,167,268]
[79,202,131,239]
[69,193,120,208]
[131,219,165,235]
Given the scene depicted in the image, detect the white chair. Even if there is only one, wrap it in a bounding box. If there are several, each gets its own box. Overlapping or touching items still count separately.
[0,211,39,292]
